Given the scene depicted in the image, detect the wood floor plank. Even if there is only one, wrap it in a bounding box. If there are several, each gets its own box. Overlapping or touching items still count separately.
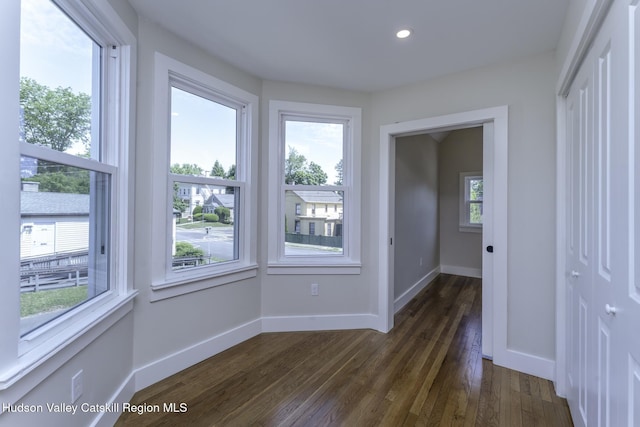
[115,275,573,427]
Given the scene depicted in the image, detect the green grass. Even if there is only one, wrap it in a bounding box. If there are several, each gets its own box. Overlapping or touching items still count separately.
[20,286,88,317]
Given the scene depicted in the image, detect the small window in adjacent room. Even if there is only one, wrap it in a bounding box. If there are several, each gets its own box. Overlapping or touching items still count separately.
[460,172,483,232]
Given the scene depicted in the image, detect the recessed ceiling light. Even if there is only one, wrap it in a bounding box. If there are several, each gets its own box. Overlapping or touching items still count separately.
[396,29,412,39]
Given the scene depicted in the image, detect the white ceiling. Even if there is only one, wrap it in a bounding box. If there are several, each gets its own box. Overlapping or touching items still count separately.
[128,0,569,93]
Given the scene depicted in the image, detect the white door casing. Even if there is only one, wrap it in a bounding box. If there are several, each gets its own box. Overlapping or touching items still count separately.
[378,106,508,365]
[623,2,640,426]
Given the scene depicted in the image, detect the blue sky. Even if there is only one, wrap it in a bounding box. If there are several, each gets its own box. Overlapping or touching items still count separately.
[20,0,343,184]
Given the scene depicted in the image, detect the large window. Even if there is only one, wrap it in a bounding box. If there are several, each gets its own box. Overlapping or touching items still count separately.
[268,101,361,274]
[16,0,128,339]
[460,172,483,232]
[0,0,135,386]
[169,84,240,271]
[151,53,258,298]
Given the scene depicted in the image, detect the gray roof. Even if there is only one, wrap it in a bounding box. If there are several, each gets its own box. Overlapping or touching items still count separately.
[292,191,343,204]
[21,192,90,216]
[213,194,235,209]
[204,193,236,209]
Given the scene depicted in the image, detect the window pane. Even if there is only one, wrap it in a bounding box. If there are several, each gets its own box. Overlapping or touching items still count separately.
[20,0,101,159]
[284,120,343,185]
[469,178,483,201]
[20,157,110,336]
[470,202,483,224]
[172,183,238,270]
[170,87,237,179]
[284,190,343,256]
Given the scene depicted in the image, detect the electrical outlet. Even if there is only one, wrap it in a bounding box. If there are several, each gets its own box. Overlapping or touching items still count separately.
[71,370,83,403]
[311,283,319,296]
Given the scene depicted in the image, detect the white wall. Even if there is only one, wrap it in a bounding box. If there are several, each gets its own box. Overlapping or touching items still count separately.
[370,52,558,360]
[439,128,483,274]
[131,18,262,372]
[394,134,439,299]
[259,81,375,322]
[2,5,570,424]
[0,315,134,427]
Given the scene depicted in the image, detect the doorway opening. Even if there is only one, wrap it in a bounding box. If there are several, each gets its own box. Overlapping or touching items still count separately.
[378,106,508,364]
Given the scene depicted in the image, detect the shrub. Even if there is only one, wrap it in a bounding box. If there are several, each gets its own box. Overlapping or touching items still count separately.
[175,241,204,258]
[214,206,231,223]
[203,213,219,222]
[192,205,203,216]
[193,213,203,221]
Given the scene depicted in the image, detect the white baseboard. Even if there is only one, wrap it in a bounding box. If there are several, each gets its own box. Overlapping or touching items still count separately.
[393,267,440,313]
[91,372,135,427]
[133,318,262,391]
[261,314,378,333]
[494,348,556,381]
[440,264,482,279]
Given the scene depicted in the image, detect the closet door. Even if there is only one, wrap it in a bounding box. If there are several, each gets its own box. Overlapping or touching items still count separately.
[565,1,630,426]
[564,1,639,426]
[565,44,594,427]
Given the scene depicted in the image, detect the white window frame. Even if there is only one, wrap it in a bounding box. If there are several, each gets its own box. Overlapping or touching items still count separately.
[459,171,483,232]
[0,0,136,396]
[149,53,258,300]
[267,101,361,274]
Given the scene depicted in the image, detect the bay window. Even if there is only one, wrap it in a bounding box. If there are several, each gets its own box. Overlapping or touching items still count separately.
[0,0,135,389]
[268,101,361,274]
[150,53,258,299]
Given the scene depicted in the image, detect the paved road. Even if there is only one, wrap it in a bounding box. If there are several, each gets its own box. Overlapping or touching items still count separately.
[176,225,341,259]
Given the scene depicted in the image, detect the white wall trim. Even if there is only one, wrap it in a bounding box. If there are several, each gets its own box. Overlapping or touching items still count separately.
[557,0,614,96]
[133,318,262,391]
[393,267,440,313]
[261,314,378,333]
[495,349,556,382]
[379,106,508,362]
[440,265,482,279]
[91,371,136,427]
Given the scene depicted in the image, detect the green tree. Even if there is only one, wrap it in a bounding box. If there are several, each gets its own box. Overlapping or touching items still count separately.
[20,77,91,152]
[334,159,343,185]
[210,160,225,178]
[24,169,90,194]
[173,183,188,214]
[192,205,203,216]
[225,164,237,194]
[226,164,236,180]
[306,162,328,185]
[170,163,203,175]
[284,147,328,185]
[284,147,307,184]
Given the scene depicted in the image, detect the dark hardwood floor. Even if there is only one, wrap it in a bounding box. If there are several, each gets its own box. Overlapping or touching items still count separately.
[115,274,573,426]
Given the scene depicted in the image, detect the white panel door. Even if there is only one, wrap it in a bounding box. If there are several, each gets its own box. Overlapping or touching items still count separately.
[566,45,594,427]
[565,1,634,426]
[591,5,623,426]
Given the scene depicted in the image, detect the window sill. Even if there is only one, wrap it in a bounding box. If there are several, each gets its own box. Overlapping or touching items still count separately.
[267,262,361,275]
[150,264,258,301]
[0,290,137,401]
[459,225,482,233]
